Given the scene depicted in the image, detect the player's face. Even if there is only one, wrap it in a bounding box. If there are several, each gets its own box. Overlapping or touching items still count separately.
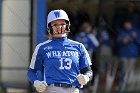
[81,22,92,33]
[50,19,67,35]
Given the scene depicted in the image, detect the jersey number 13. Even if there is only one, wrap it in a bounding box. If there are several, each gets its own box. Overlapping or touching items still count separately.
[59,58,72,70]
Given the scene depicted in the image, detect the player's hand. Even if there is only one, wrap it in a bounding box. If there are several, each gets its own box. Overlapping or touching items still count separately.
[34,80,47,92]
[132,32,137,39]
[123,36,129,44]
[77,74,89,85]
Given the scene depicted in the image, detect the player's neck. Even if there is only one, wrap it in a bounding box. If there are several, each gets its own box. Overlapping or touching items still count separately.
[52,33,67,38]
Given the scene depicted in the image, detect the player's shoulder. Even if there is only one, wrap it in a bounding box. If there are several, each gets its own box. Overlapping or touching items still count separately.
[36,39,52,48]
[68,39,81,44]
[68,39,85,47]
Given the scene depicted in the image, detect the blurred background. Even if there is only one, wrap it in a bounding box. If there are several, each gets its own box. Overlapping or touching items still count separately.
[0,0,140,93]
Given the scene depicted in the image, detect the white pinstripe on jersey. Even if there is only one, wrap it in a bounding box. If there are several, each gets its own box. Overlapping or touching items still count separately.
[29,40,52,69]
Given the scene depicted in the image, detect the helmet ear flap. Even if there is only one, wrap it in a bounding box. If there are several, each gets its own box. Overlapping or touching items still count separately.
[65,25,70,32]
[48,23,53,34]
[65,20,70,32]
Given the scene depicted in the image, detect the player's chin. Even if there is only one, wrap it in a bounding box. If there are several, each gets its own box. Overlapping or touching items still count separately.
[39,89,46,92]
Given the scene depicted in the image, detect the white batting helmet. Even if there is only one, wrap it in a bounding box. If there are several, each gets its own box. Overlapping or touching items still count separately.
[47,9,70,27]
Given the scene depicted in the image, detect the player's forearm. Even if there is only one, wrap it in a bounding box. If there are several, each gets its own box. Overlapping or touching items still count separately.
[84,70,93,81]
[80,66,93,80]
[27,68,38,84]
[77,66,93,86]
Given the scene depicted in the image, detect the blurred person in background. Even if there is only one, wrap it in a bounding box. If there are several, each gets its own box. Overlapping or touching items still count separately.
[113,1,140,31]
[117,20,140,93]
[75,21,99,93]
[75,21,99,58]
[94,15,113,92]
[125,1,140,29]
[75,10,90,34]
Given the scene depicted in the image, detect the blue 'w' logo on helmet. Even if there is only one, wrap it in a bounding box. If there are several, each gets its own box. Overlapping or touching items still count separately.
[54,11,60,18]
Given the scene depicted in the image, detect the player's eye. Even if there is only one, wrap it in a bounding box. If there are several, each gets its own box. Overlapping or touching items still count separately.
[51,24,68,28]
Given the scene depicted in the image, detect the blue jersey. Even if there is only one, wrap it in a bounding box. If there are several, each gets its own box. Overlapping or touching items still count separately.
[94,28,110,46]
[117,29,140,57]
[75,32,99,57]
[27,37,92,88]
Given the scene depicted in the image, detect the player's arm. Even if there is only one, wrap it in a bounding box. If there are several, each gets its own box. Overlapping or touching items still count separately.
[77,44,93,85]
[27,45,43,83]
[88,34,99,48]
[80,66,93,80]
[27,45,47,92]
[117,32,131,45]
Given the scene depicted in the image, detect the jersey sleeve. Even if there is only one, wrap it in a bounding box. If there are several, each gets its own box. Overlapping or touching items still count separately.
[88,34,99,48]
[79,44,92,70]
[27,44,44,84]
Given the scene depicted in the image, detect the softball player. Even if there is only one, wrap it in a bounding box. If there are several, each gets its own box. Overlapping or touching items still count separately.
[27,9,93,93]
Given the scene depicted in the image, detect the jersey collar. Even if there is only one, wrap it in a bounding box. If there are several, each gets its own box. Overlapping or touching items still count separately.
[52,36,67,41]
